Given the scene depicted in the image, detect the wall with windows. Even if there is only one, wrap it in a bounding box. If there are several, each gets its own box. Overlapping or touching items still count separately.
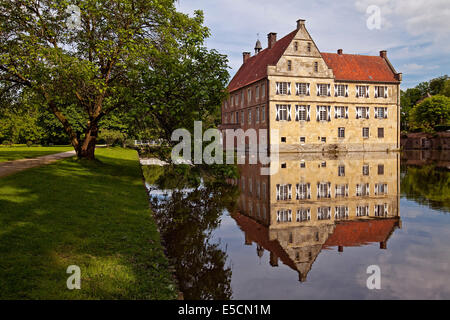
[265,27,400,152]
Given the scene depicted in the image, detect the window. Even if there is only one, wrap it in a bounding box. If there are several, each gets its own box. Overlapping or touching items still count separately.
[262,183,266,200]
[356,107,370,119]
[248,108,252,124]
[375,183,388,195]
[375,86,388,98]
[362,127,369,138]
[338,127,345,138]
[356,183,370,196]
[307,43,311,52]
[224,101,228,109]
[281,162,287,168]
[321,161,326,167]
[241,110,244,124]
[276,82,291,95]
[248,88,252,102]
[335,206,348,220]
[314,61,318,72]
[296,83,310,95]
[378,164,384,175]
[295,105,310,121]
[276,184,292,201]
[362,164,369,176]
[317,106,330,121]
[281,137,286,143]
[375,107,388,119]
[287,60,292,71]
[294,42,298,51]
[255,107,260,123]
[335,84,348,97]
[318,207,331,220]
[300,137,306,144]
[335,184,348,197]
[321,137,327,143]
[235,112,239,124]
[356,205,370,217]
[277,209,292,223]
[338,165,345,176]
[261,105,265,122]
[335,106,348,119]
[240,91,244,106]
[256,181,260,199]
[255,86,259,100]
[378,127,384,138]
[297,208,311,222]
[276,104,291,121]
[296,183,311,200]
[300,160,306,168]
[317,84,329,96]
[248,178,252,195]
[374,204,388,217]
[356,85,369,98]
[261,84,265,98]
[317,182,331,198]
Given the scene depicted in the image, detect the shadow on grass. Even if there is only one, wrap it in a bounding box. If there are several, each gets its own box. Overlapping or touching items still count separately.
[0,148,176,299]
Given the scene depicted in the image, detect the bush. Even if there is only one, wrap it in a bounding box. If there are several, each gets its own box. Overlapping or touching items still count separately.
[2,140,12,146]
[26,141,33,147]
[98,129,127,147]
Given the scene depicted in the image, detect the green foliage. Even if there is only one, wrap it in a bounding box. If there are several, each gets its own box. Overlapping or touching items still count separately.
[98,129,127,146]
[409,95,450,131]
[0,0,223,159]
[401,164,450,212]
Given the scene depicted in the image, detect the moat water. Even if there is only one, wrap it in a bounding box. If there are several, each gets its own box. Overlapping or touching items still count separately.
[144,151,450,300]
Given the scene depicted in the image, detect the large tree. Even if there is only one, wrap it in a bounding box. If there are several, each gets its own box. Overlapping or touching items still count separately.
[0,0,216,159]
[409,95,450,131]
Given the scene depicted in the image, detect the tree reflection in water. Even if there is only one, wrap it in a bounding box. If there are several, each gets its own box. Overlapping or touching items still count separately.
[401,156,450,213]
[145,165,239,300]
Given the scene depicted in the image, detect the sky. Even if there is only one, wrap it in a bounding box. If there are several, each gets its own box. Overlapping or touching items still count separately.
[176,0,450,89]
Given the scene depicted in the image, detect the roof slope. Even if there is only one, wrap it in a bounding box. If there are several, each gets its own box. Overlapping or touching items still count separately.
[321,53,399,83]
[228,30,297,92]
[323,218,399,248]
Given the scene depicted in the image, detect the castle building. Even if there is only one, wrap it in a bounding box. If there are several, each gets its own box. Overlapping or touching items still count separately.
[221,19,402,152]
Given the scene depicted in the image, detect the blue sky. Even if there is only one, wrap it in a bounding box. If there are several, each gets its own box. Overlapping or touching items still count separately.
[177,0,450,89]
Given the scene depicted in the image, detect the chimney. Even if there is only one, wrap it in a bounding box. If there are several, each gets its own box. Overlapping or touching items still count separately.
[267,32,277,49]
[242,52,251,64]
[380,50,387,58]
[380,241,387,250]
[396,73,403,81]
[296,19,305,30]
[337,49,343,55]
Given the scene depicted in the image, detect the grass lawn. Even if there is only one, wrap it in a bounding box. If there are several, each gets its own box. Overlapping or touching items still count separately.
[0,146,73,162]
[0,147,177,299]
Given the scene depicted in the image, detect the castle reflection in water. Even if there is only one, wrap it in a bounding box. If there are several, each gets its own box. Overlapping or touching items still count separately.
[228,152,401,282]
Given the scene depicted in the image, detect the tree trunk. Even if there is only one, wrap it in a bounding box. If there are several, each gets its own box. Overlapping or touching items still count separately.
[76,123,99,160]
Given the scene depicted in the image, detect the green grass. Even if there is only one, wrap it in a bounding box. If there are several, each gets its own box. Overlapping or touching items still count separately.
[0,146,73,162]
[0,147,177,299]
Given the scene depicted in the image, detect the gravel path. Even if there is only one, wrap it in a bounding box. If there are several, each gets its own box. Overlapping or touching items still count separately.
[0,151,76,178]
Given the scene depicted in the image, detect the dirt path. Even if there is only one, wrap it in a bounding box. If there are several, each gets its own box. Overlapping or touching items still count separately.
[0,151,76,178]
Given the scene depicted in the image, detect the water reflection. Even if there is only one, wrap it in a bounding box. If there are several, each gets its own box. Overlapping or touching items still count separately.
[144,151,450,299]
[401,150,450,212]
[145,165,239,300]
[231,152,401,282]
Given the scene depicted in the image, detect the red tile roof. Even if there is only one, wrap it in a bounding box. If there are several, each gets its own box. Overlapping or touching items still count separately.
[323,218,399,248]
[321,53,399,83]
[231,212,297,270]
[228,30,298,92]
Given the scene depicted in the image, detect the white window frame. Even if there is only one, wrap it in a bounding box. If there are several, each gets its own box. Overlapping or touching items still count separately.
[276,82,291,95]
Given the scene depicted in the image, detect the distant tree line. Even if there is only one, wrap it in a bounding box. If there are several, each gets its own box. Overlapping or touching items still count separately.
[401,75,450,132]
